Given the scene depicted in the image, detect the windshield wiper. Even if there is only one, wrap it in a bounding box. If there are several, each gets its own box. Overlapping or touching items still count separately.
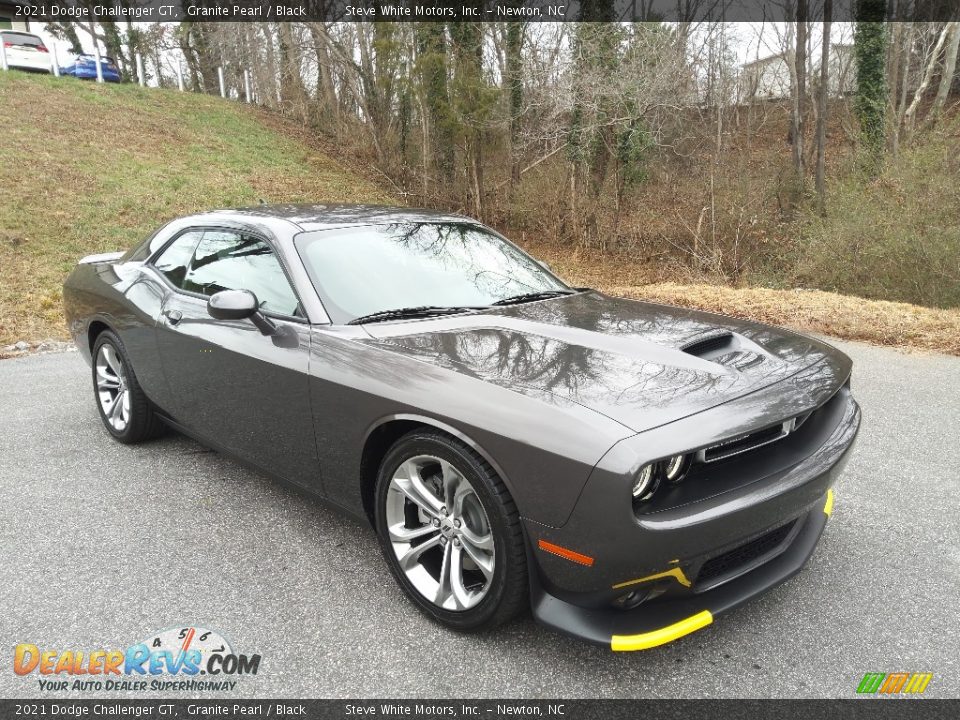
[348,290,579,324]
[490,289,577,306]
[347,305,481,325]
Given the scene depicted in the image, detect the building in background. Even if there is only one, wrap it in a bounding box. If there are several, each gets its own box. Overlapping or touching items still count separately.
[739,44,857,103]
[740,52,793,101]
[0,0,30,31]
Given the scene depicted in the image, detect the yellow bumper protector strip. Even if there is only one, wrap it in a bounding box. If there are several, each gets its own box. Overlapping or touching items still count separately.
[824,488,834,517]
[611,610,714,651]
[612,566,692,590]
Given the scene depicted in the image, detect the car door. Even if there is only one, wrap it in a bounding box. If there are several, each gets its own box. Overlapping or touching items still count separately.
[149,225,321,492]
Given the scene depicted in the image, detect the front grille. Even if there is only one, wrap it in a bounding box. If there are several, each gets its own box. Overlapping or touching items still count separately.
[701,422,788,462]
[697,520,796,585]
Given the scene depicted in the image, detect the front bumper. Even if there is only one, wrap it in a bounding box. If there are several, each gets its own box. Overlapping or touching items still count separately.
[532,490,833,650]
[525,373,860,649]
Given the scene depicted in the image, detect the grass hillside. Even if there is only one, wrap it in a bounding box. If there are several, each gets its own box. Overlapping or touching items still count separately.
[1,72,957,355]
[0,72,390,345]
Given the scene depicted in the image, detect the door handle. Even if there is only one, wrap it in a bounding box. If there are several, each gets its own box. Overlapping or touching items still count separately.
[163,309,183,325]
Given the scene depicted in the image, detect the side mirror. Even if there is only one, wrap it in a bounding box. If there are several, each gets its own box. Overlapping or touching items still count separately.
[207,289,258,321]
[207,289,278,336]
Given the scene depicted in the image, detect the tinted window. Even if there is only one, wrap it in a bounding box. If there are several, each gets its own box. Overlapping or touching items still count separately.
[153,231,203,288]
[3,32,43,47]
[295,223,566,323]
[182,231,300,316]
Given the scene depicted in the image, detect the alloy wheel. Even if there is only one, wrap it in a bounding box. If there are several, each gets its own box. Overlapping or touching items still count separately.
[385,455,496,611]
[95,343,130,432]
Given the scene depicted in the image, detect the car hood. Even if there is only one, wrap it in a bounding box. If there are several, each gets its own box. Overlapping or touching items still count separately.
[361,291,851,433]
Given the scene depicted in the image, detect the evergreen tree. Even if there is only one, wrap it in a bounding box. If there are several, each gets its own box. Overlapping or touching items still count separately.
[854,0,889,168]
[415,23,454,184]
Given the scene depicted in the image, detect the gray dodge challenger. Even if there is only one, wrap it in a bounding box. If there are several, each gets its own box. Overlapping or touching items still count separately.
[63,204,860,650]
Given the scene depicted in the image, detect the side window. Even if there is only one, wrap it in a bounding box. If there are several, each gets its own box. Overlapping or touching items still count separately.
[153,231,203,289]
[182,230,300,317]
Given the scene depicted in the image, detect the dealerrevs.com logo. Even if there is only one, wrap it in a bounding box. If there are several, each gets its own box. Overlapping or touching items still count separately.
[13,626,261,693]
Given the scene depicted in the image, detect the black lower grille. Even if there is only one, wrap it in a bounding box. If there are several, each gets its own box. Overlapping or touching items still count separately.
[697,520,796,585]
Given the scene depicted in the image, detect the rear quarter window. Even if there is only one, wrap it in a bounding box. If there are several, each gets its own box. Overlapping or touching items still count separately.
[153,231,204,288]
[123,225,170,262]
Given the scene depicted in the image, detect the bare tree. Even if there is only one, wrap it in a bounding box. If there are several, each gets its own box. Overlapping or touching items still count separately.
[815,0,833,213]
[504,21,526,189]
[791,1,809,178]
[903,22,954,138]
[927,22,960,127]
[889,21,913,156]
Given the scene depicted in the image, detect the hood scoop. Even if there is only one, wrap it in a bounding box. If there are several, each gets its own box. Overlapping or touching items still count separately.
[681,332,735,358]
[682,332,766,371]
[713,350,765,370]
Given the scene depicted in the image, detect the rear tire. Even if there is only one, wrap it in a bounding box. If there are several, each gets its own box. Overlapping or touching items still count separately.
[91,330,165,444]
[374,429,528,632]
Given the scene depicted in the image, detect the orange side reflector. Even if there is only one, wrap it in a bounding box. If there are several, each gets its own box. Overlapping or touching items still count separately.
[538,539,594,567]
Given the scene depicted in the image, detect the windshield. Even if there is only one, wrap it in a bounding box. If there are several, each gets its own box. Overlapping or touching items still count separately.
[295,222,568,324]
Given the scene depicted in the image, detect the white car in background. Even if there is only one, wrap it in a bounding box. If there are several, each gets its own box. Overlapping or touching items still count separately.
[1,30,53,73]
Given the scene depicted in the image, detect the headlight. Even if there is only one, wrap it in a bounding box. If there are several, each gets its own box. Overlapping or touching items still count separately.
[663,454,690,483]
[633,454,692,503]
[631,464,657,501]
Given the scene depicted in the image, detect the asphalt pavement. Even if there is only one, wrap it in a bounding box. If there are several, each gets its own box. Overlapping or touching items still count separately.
[1,341,958,699]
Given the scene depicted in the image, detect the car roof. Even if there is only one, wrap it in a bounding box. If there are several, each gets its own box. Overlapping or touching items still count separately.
[192,203,476,233]
[1,30,42,39]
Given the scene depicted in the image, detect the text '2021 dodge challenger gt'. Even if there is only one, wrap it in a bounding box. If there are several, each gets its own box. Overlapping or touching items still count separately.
[63,204,860,650]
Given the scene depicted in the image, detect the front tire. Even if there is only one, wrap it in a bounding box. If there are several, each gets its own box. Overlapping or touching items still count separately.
[374,430,528,632]
[91,330,165,444]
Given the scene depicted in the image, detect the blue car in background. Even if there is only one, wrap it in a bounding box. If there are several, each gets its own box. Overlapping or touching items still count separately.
[60,54,121,83]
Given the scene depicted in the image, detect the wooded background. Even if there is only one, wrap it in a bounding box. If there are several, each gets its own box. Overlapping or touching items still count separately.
[44,4,960,308]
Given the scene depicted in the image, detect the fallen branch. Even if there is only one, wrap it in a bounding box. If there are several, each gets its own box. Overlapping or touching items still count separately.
[493,143,568,191]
